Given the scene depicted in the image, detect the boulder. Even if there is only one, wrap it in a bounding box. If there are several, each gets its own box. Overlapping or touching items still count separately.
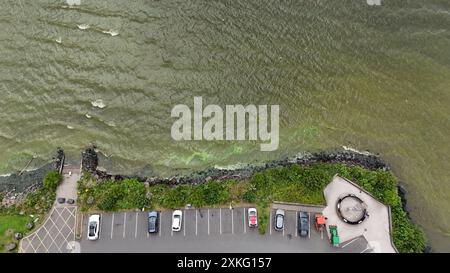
[5,242,17,251]
[57,197,66,204]
[82,146,98,173]
[86,196,94,205]
[67,199,75,204]
[14,233,23,240]
[26,222,34,230]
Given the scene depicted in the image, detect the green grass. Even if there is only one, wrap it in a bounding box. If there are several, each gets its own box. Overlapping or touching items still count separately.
[0,215,31,252]
[78,163,426,253]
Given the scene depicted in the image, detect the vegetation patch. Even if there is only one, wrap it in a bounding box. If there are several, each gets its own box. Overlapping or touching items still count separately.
[0,215,31,252]
[0,170,61,252]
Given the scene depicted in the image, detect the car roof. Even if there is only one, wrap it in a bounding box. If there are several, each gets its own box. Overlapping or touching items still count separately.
[89,215,100,221]
[275,209,284,215]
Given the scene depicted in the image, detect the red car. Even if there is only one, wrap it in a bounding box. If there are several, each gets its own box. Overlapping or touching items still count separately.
[248,208,258,227]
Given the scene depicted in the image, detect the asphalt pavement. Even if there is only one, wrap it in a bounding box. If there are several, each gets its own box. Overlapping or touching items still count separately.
[79,207,371,253]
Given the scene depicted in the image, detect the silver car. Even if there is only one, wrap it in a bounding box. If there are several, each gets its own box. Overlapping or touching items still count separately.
[274,209,285,231]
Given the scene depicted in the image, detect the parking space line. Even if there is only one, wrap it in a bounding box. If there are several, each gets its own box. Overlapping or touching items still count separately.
[321,229,323,240]
[269,210,272,235]
[308,212,311,239]
[99,214,102,240]
[159,212,162,237]
[111,213,115,239]
[195,210,198,236]
[361,245,371,253]
[80,214,84,238]
[231,209,234,234]
[183,210,186,236]
[219,208,222,234]
[207,209,210,235]
[295,211,298,237]
[123,212,126,238]
[135,212,138,238]
[341,237,360,248]
[243,208,246,234]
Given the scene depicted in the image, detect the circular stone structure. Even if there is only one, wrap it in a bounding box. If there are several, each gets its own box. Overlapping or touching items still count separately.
[336,194,368,225]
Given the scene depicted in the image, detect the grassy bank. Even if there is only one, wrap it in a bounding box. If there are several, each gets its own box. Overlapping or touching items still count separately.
[0,170,61,252]
[78,163,425,253]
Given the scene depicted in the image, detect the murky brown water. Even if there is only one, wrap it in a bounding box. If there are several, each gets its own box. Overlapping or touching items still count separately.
[0,0,449,251]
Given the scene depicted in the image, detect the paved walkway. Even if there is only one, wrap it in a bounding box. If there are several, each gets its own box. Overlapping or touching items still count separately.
[322,175,396,253]
[20,206,77,253]
[19,162,79,253]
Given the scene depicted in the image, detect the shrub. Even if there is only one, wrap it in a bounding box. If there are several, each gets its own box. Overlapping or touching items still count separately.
[43,171,62,191]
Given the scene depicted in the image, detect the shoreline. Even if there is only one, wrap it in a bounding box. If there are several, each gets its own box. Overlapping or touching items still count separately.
[82,146,389,186]
[1,146,426,251]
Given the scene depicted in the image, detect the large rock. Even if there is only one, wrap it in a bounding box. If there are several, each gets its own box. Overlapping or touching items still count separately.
[82,146,98,173]
[26,222,34,230]
[5,242,16,251]
[86,196,94,205]
[14,233,23,240]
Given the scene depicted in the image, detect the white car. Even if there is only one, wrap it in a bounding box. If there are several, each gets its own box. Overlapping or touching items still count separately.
[172,210,183,231]
[87,214,100,240]
[248,208,258,228]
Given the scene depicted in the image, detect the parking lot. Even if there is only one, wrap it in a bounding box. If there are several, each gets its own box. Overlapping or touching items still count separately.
[79,207,372,253]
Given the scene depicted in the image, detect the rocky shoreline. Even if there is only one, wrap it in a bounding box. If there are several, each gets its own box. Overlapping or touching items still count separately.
[0,148,64,207]
[82,145,389,185]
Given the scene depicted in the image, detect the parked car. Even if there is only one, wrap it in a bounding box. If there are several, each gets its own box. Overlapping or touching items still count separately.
[248,208,258,228]
[87,214,100,241]
[298,212,309,237]
[172,210,183,231]
[274,209,285,231]
[148,211,159,233]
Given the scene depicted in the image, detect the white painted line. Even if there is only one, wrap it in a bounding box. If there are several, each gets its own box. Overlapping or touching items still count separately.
[123,212,126,238]
[159,211,162,237]
[308,212,311,239]
[360,246,371,253]
[111,213,115,239]
[321,229,323,240]
[341,237,360,248]
[81,213,84,238]
[295,211,298,237]
[135,212,138,238]
[231,209,234,235]
[243,208,246,234]
[269,210,272,235]
[219,208,222,234]
[195,210,198,236]
[207,209,210,235]
[98,214,102,240]
[183,210,186,236]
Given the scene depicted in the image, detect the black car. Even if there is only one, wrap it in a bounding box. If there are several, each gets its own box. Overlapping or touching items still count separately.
[298,212,309,237]
[148,211,159,233]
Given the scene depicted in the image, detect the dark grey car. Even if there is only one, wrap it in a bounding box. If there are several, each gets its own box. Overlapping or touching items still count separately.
[298,212,309,237]
[148,211,159,233]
